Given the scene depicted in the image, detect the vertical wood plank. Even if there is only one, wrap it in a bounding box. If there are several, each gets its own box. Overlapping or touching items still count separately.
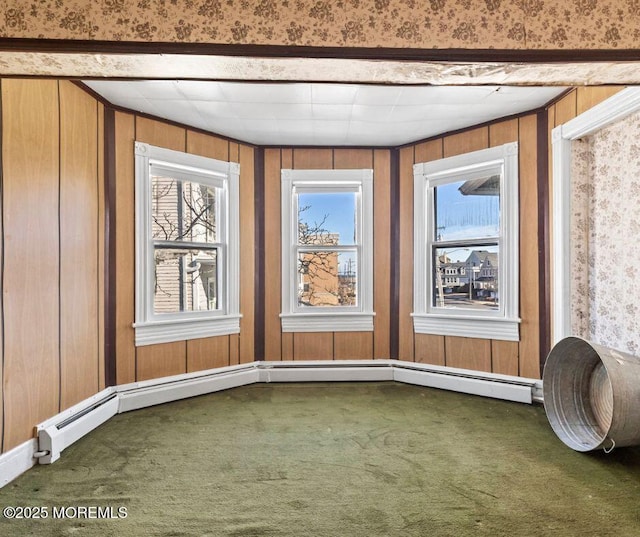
[414,334,446,366]
[0,79,3,451]
[412,140,445,363]
[114,111,136,384]
[97,103,106,392]
[492,340,519,377]
[398,146,415,361]
[444,127,489,158]
[554,90,578,127]
[282,149,294,360]
[489,119,522,372]
[576,87,621,116]
[334,332,373,360]
[414,139,442,163]
[187,336,230,372]
[59,81,99,409]
[264,149,282,360]
[239,144,255,363]
[186,131,229,161]
[282,335,294,361]
[293,333,334,360]
[3,80,60,450]
[293,148,333,169]
[135,116,189,377]
[229,334,240,365]
[227,138,240,365]
[518,114,541,379]
[445,336,491,372]
[135,116,185,152]
[333,148,373,169]
[489,118,519,147]
[136,342,187,381]
[373,149,391,359]
[229,142,240,163]
[547,105,556,340]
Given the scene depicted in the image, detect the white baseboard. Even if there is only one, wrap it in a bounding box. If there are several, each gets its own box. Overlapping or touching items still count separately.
[117,366,260,413]
[394,368,533,404]
[0,359,543,488]
[0,439,38,489]
[259,360,394,383]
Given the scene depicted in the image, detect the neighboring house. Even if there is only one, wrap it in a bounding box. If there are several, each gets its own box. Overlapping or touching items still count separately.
[436,250,498,295]
[476,252,499,298]
[298,230,340,307]
[437,259,467,288]
[152,176,218,313]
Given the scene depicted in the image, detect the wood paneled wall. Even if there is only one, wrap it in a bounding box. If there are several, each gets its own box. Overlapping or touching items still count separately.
[0,80,104,452]
[113,114,256,383]
[263,148,391,360]
[399,117,541,378]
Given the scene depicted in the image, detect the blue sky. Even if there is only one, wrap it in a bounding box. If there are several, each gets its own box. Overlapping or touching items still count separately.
[296,183,499,266]
[435,180,499,246]
[298,192,356,244]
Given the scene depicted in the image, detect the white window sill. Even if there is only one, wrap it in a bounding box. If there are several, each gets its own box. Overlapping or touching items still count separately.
[280,312,375,333]
[412,313,520,341]
[134,315,241,346]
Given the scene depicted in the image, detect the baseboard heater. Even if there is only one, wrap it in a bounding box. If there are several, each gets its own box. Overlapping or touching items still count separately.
[28,360,540,473]
[117,364,261,413]
[392,363,538,404]
[36,389,120,464]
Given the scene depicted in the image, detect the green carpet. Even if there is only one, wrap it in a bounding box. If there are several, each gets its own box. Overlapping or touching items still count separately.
[1,382,639,536]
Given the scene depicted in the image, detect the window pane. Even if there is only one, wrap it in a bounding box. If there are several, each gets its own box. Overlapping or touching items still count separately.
[152,175,218,243]
[297,251,357,307]
[297,192,357,246]
[433,246,498,311]
[154,248,218,313]
[434,176,500,242]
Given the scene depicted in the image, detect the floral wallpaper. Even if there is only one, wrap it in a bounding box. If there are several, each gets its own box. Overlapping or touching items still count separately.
[569,138,591,341]
[570,110,640,356]
[1,0,640,49]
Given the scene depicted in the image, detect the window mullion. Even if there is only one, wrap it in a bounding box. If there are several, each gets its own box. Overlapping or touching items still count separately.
[432,238,500,249]
[153,240,223,250]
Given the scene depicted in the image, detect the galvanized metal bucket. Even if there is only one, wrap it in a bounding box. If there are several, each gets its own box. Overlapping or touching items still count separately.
[543,336,640,452]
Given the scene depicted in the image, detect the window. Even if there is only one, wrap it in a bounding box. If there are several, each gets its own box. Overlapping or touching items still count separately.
[413,143,519,341]
[281,169,374,332]
[134,142,240,346]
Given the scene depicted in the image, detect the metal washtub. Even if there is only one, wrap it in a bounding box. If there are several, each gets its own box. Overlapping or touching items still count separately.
[543,336,640,452]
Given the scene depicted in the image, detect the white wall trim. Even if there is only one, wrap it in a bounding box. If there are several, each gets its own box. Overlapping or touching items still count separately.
[412,313,520,341]
[0,360,542,488]
[551,88,640,344]
[134,315,241,346]
[0,439,38,489]
[280,312,374,332]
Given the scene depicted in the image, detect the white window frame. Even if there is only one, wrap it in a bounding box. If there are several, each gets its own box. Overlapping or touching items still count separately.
[412,142,520,341]
[280,169,374,332]
[134,142,241,346]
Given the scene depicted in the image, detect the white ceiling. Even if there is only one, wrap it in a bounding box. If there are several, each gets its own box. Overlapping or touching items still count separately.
[84,80,565,146]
